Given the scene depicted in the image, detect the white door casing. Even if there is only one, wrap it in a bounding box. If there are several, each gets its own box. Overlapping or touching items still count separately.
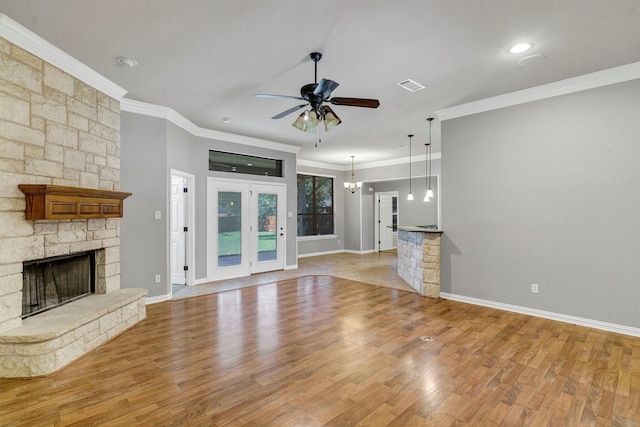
[375,192,398,251]
[207,178,286,281]
[170,176,186,285]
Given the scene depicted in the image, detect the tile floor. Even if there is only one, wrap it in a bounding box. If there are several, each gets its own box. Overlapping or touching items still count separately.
[171,250,415,299]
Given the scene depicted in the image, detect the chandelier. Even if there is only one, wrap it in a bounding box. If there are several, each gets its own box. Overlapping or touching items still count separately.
[344,156,362,193]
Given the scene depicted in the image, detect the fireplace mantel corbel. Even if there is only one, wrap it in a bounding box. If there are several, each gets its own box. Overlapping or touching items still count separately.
[18,184,132,220]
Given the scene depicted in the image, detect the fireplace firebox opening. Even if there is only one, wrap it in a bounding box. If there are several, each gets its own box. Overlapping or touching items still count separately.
[22,251,96,318]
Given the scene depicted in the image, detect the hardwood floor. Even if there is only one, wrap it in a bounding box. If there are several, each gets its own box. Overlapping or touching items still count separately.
[1,275,639,426]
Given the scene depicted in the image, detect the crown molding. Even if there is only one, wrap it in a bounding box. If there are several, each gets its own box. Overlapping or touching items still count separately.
[356,153,441,171]
[298,152,442,172]
[297,159,342,170]
[121,98,300,154]
[0,13,127,100]
[436,61,640,121]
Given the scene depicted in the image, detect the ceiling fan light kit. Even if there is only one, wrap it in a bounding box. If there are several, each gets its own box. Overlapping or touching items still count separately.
[257,52,379,142]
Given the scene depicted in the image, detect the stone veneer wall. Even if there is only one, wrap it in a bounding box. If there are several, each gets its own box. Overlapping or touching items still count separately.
[397,230,441,298]
[0,36,123,333]
[397,231,424,293]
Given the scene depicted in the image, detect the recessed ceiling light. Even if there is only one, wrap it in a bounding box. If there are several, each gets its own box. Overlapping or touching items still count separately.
[115,56,138,67]
[519,54,545,66]
[509,43,532,54]
[222,117,232,123]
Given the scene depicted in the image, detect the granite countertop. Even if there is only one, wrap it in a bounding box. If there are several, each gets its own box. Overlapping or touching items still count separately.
[397,226,443,233]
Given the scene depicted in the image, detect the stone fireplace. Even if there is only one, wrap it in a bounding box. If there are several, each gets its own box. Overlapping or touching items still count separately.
[0,35,146,377]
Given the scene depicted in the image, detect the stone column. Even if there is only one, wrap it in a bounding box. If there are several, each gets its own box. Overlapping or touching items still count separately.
[422,232,441,298]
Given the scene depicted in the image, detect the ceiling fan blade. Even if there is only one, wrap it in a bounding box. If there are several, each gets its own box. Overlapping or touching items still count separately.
[256,93,305,101]
[271,104,308,119]
[329,97,380,108]
[313,79,340,99]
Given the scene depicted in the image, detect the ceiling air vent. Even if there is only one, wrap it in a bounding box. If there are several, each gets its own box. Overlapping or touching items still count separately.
[396,79,425,93]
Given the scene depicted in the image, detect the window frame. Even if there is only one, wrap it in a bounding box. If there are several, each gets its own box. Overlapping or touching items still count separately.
[296,174,335,237]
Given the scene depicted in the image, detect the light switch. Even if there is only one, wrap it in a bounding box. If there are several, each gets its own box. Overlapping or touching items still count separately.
[154,210,161,220]
[287,211,293,218]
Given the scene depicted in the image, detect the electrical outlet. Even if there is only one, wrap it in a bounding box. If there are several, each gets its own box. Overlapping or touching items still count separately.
[155,275,161,283]
[531,283,539,293]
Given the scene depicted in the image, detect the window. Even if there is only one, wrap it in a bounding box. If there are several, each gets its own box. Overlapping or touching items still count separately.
[297,174,334,236]
[209,150,283,177]
[392,196,398,232]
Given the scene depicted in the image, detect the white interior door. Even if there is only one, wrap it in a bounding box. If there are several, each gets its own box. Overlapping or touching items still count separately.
[250,184,285,274]
[170,175,186,285]
[377,192,397,251]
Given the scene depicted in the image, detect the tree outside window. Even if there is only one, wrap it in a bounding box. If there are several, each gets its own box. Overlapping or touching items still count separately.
[297,175,334,236]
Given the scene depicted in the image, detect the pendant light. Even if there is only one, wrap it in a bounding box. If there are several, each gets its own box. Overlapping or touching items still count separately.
[344,155,362,193]
[407,134,414,201]
[424,118,434,202]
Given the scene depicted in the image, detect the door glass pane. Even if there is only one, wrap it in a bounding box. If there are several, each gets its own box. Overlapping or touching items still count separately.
[392,196,398,231]
[218,191,241,267]
[257,193,277,262]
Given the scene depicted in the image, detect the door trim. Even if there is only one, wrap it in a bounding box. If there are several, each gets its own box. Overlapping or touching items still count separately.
[169,169,195,294]
[250,183,286,275]
[207,178,286,282]
[374,191,398,252]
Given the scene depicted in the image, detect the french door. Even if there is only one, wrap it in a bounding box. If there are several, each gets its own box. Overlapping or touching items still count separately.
[207,179,285,281]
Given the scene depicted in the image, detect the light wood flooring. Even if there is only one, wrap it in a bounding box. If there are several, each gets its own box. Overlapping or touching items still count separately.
[1,269,639,425]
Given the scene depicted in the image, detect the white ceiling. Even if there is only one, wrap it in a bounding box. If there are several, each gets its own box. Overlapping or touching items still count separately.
[1,0,639,166]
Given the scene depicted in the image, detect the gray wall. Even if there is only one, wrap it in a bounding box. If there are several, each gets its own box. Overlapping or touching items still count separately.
[441,79,640,328]
[373,177,439,227]
[121,112,298,298]
[361,191,375,251]
[297,164,346,255]
[354,157,441,183]
[180,127,298,275]
[298,160,442,255]
[120,114,168,297]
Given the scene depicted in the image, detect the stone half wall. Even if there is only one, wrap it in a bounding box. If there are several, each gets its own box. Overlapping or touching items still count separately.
[397,229,442,298]
[0,36,146,377]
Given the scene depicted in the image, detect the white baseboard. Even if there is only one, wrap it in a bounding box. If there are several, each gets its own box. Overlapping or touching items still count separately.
[298,249,345,258]
[284,264,298,270]
[440,292,640,338]
[298,249,379,258]
[145,294,170,305]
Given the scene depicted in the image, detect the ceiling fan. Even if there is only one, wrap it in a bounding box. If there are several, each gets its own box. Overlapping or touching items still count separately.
[256,52,380,133]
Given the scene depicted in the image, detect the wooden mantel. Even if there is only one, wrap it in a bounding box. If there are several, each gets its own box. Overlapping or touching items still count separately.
[18,185,132,220]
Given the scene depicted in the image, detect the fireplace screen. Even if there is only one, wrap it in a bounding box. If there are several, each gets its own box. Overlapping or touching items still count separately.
[22,251,95,318]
